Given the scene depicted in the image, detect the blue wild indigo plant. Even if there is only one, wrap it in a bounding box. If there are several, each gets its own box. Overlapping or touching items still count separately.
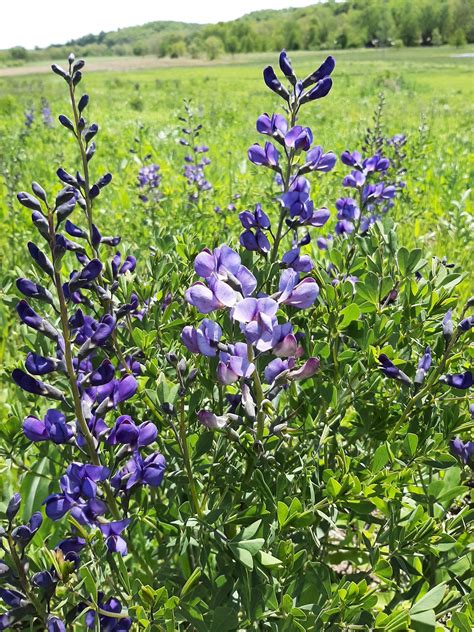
[1,50,473,630]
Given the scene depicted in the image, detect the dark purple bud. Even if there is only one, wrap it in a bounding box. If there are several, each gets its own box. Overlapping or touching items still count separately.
[16,300,58,340]
[51,64,68,80]
[73,71,82,86]
[120,256,136,274]
[16,279,54,305]
[78,94,89,112]
[84,124,98,143]
[0,588,25,608]
[12,369,64,400]
[86,143,96,162]
[6,493,21,521]
[32,211,50,240]
[96,173,112,189]
[302,55,336,88]
[91,224,101,246]
[301,77,333,103]
[32,182,47,203]
[279,50,296,83]
[458,316,474,332]
[89,184,100,199]
[32,571,55,589]
[73,59,85,73]
[378,354,412,385]
[28,242,54,277]
[263,66,289,101]
[415,346,432,385]
[17,191,42,212]
[65,220,87,239]
[58,115,75,133]
[57,168,78,187]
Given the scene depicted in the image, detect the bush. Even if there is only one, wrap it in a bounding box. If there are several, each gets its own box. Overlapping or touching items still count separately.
[1,50,473,631]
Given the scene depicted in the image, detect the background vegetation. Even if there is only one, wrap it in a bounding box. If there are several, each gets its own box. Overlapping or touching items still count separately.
[1,0,474,65]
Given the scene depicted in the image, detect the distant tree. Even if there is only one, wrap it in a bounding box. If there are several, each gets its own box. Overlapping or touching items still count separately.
[204,36,224,60]
[10,46,28,61]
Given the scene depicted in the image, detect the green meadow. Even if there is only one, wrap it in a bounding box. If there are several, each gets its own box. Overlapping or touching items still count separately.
[0,46,472,369]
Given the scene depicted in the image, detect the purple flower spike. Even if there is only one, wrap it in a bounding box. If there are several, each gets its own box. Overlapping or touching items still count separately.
[440,371,473,390]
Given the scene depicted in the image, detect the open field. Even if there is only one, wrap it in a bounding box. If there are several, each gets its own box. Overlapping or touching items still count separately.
[0,46,473,629]
[1,47,472,281]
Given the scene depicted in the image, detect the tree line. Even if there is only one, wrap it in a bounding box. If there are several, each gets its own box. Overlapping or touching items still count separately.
[3,0,474,64]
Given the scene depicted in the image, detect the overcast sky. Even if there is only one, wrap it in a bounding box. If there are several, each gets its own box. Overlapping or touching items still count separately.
[1,0,318,49]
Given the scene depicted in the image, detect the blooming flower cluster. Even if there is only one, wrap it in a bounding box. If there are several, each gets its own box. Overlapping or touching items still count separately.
[182,246,320,436]
[137,163,162,203]
[246,51,336,269]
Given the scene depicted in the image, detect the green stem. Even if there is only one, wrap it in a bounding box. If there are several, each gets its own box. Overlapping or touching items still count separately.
[8,534,45,621]
[178,398,203,519]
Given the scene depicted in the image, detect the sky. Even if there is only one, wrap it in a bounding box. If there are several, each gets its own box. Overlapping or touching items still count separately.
[1,0,318,50]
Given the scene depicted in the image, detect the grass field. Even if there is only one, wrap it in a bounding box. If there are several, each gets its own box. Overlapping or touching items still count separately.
[0,46,472,364]
[0,46,473,629]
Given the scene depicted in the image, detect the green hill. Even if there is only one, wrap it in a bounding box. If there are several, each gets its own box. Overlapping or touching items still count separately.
[2,0,473,64]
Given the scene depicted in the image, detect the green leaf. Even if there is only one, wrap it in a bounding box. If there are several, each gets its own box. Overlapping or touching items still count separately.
[326,477,342,498]
[236,538,265,555]
[451,612,472,632]
[208,606,239,632]
[397,247,409,275]
[277,501,289,528]
[258,551,283,568]
[180,567,201,597]
[371,445,389,472]
[229,545,254,569]
[410,609,436,631]
[410,583,446,614]
[338,303,361,329]
[402,433,418,458]
[20,457,49,521]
